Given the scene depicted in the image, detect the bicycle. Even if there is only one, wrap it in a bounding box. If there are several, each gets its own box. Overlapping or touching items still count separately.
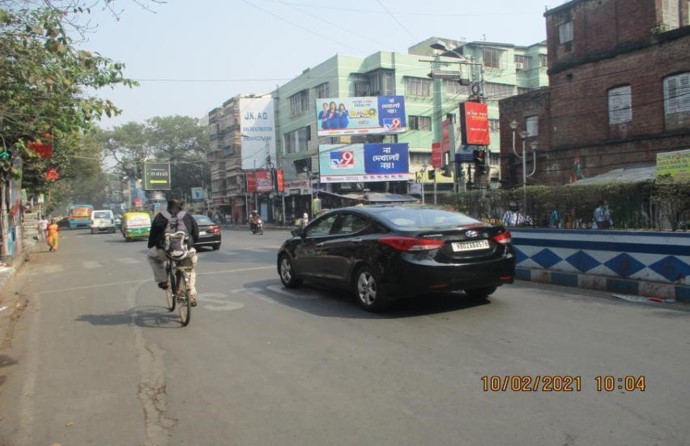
[163,233,194,326]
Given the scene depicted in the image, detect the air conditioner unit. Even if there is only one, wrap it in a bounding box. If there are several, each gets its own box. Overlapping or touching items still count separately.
[515,62,526,70]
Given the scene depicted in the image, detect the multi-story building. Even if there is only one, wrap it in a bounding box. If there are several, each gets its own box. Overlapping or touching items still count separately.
[207,37,548,219]
[500,0,690,186]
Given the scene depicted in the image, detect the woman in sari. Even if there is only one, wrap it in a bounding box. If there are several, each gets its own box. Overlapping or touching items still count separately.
[46,218,59,252]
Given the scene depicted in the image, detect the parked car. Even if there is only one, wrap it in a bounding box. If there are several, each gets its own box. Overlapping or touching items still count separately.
[90,209,116,234]
[277,205,515,311]
[192,214,221,250]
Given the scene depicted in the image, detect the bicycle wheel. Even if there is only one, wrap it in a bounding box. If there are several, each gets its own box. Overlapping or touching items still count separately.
[165,261,176,311]
[176,270,191,326]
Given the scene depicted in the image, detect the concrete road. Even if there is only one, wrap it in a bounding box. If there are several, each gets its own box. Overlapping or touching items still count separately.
[0,227,688,446]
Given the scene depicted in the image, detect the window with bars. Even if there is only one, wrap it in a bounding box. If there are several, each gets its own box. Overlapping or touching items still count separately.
[446,81,470,96]
[608,85,633,124]
[514,55,529,70]
[484,82,515,100]
[559,21,574,43]
[526,116,539,137]
[664,72,690,115]
[313,82,330,99]
[409,115,432,131]
[369,70,395,96]
[289,90,310,116]
[489,119,500,132]
[482,47,502,69]
[662,0,680,29]
[405,77,432,97]
[540,54,548,68]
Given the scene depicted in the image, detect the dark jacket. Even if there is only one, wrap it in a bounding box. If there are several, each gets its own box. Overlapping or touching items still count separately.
[147,211,199,249]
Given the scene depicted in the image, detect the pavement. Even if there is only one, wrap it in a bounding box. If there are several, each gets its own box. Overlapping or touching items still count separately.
[0,235,36,349]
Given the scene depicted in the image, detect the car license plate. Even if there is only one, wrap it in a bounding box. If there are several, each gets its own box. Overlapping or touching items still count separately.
[199,231,207,235]
[452,240,490,252]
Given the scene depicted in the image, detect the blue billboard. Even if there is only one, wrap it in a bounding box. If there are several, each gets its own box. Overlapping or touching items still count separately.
[319,143,409,183]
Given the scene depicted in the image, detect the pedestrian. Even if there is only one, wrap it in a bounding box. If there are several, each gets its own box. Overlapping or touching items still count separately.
[46,217,59,251]
[593,200,613,229]
[502,202,528,227]
[564,208,576,229]
[548,209,561,228]
[37,215,49,241]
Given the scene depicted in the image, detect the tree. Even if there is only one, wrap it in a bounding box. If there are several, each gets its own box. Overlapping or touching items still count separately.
[100,116,211,202]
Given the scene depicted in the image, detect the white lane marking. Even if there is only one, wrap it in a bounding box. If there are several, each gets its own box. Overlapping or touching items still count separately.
[198,292,244,311]
[246,287,275,304]
[266,285,320,300]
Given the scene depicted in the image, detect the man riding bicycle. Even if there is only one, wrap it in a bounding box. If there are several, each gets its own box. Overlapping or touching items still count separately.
[147,198,200,306]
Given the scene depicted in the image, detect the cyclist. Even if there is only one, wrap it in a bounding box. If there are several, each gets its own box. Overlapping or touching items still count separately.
[147,198,200,306]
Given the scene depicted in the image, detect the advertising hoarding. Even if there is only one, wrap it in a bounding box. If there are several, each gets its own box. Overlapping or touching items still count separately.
[144,163,171,190]
[315,96,406,137]
[240,96,276,170]
[318,143,409,183]
[460,101,490,146]
[656,149,690,180]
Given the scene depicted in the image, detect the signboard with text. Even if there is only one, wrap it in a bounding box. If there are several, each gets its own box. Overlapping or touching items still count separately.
[315,96,406,136]
[460,101,490,146]
[318,143,409,183]
[656,149,690,180]
[144,163,171,190]
[240,96,276,170]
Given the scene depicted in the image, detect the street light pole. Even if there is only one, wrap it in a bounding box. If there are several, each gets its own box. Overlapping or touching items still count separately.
[509,120,537,216]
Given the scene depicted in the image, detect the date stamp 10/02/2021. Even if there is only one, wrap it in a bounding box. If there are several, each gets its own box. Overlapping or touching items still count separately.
[481,375,647,392]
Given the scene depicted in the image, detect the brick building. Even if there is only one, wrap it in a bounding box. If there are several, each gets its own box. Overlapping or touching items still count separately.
[500,0,690,186]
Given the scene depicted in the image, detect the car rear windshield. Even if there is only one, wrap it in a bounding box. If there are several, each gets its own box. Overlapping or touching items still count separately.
[193,215,214,225]
[377,208,482,230]
[93,211,110,218]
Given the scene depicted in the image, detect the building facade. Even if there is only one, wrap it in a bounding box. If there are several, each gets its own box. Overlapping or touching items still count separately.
[500,0,690,186]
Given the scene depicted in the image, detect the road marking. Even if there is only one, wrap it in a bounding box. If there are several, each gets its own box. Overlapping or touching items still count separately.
[246,287,276,304]
[198,292,245,311]
[22,264,64,276]
[266,285,320,300]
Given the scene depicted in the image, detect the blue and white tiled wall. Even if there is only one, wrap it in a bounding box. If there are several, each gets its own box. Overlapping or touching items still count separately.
[510,229,690,302]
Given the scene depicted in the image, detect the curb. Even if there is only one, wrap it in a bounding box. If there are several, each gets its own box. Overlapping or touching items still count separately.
[516,267,690,303]
[0,239,33,350]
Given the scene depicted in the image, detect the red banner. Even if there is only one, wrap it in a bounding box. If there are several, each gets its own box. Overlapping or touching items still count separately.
[275,169,284,192]
[246,171,257,193]
[441,118,451,155]
[460,102,490,146]
[431,142,443,169]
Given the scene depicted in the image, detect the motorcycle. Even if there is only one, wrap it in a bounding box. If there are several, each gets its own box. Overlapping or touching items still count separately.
[250,218,264,235]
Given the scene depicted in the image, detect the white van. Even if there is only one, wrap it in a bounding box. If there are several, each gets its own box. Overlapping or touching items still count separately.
[90,209,116,234]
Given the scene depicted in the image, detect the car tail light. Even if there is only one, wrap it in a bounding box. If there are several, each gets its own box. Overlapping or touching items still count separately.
[493,230,511,245]
[208,225,220,233]
[379,236,445,252]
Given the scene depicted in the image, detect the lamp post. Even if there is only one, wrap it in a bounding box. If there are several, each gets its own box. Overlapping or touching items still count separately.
[509,120,537,216]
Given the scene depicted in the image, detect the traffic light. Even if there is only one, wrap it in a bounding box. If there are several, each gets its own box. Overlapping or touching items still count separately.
[441,164,453,177]
[473,149,486,174]
[428,169,435,180]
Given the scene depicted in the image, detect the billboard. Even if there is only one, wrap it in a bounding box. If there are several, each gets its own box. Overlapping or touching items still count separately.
[460,101,490,146]
[144,163,171,190]
[246,169,285,193]
[656,149,690,180]
[316,96,406,136]
[318,143,409,183]
[240,96,276,170]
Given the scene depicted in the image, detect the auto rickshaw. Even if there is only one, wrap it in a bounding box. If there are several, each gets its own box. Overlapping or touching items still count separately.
[120,211,151,241]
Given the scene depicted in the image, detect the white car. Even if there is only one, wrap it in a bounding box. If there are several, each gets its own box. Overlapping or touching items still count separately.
[90,209,116,234]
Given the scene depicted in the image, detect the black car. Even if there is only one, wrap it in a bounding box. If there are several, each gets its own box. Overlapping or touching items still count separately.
[277,205,515,311]
[192,214,221,250]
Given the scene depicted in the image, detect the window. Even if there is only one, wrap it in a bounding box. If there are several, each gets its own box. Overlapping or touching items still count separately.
[446,81,469,96]
[313,82,330,99]
[484,82,515,100]
[559,21,574,43]
[369,70,395,96]
[608,85,633,124]
[405,77,432,97]
[514,55,529,70]
[289,90,310,116]
[482,47,502,69]
[539,54,548,68]
[284,126,311,154]
[409,115,431,131]
[306,215,339,237]
[664,73,690,115]
[526,116,539,137]
[354,80,371,96]
[489,119,500,132]
[333,214,369,235]
[662,0,680,29]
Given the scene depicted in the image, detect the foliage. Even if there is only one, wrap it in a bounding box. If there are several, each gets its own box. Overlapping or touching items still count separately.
[0,5,136,193]
[99,116,211,201]
[446,180,687,231]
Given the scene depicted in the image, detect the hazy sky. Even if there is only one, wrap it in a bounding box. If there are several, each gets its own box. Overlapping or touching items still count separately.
[82,0,566,128]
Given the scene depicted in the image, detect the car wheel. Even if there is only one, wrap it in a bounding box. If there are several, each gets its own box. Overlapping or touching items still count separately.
[464,287,497,299]
[353,265,389,312]
[212,243,220,251]
[278,254,302,288]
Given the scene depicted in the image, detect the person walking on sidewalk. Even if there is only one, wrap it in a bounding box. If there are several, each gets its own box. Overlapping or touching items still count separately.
[593,200,613,229]
[46,218,59,251]
[37,215,48,241]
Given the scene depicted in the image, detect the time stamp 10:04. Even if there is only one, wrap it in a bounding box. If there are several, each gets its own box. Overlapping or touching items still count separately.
[481,375,647,392]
